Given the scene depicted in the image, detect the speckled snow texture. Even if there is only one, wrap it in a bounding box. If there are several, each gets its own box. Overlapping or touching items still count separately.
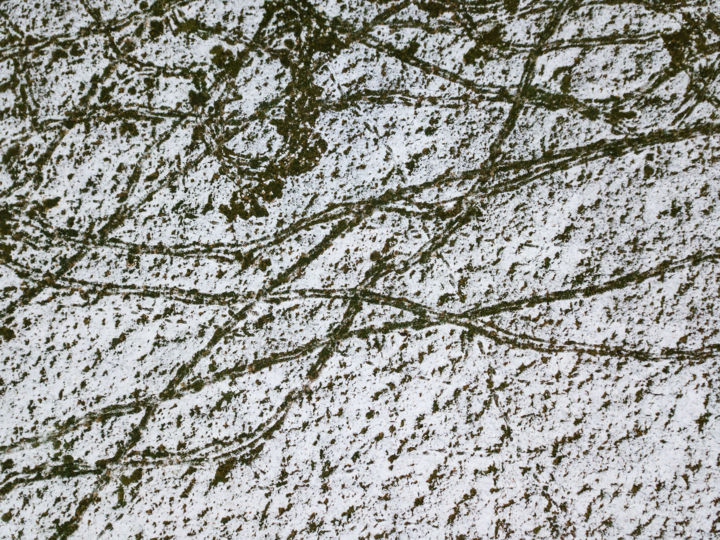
[1,0,720,537]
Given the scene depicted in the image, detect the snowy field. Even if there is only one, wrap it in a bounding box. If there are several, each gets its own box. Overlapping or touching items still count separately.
[1,0,720,537]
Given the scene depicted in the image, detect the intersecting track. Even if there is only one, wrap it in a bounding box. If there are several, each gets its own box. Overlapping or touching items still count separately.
[1,0,720,537]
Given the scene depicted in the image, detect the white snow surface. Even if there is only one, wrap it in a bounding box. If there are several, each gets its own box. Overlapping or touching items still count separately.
[0,0,720,537]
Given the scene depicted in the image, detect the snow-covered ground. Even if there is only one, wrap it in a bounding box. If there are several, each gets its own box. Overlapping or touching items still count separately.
[1,0,720,537]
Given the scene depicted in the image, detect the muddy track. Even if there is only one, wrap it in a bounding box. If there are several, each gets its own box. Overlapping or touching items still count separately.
[1,0,720,537]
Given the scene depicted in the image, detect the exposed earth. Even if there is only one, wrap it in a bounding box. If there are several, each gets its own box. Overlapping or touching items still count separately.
[1,0,720,537]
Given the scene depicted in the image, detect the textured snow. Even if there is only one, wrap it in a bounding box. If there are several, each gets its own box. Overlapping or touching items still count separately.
[1,0,720,537]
